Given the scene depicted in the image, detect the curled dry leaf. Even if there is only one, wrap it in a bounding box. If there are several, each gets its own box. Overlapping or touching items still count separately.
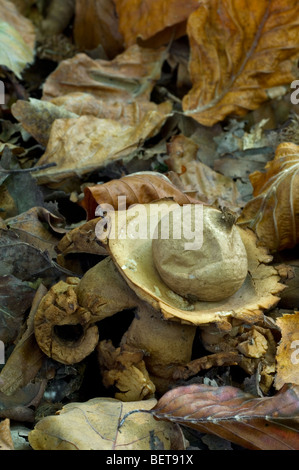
[97,340,156,401]
[42,46,166,102]
[0,419,14,450]
[152,383,299,450]
[50,92,164,127]
[183,0,299,126]
[238,142,299,252]
[82,172,198,220]
[28,397,185,450]
[275,311,299,390]
[0,284,47,396]
[113,0,199,47]
[0,275,35,344]
[33,103,171,186]
[166,134,244,211]
[11,98,78,147]
[0,0,35,78]
[73,0,123,58]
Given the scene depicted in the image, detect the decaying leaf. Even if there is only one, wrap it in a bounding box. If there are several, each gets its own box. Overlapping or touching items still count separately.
[97,340,156,401]
[0,284,47,396]
[152,383,299,450]
[50,92,166,127]
[82,171,198,220]
[183,0,299,126]
[0,275,35,344]
[42,46,166,102]
[0,419,14,450]
[0,0,35,78]
[166,134,244,211]
[56,218,107,256]
[113,0,199,47]
[33,103,172,186]
[238,142,299,252]
[28,397,185,450]
[73,0,123,58]
[11,98,78,147]
[0,382,45,422]
[275,311,299,390]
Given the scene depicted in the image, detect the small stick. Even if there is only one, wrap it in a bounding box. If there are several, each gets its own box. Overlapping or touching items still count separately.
[0,163,57,174]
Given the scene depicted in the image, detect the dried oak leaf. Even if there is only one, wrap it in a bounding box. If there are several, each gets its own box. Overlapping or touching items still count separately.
[73,0,123,58]
[152,383,299,450]
[183,0,299,126]
[28,397,185,450]
[275,311,299,390]
[82,172,198,220]
[33,103,171,186]
[113,0,199,47]
[238,142,299,252]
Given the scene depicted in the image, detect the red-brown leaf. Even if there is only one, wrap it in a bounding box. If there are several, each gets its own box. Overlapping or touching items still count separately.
[152,383,299,450]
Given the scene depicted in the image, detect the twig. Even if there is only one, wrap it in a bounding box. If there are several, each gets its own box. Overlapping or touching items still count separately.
[0,163,57,174]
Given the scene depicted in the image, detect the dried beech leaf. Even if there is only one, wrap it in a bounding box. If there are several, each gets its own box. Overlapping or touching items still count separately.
[238,142,299,252]
[275,311,299,390]
[167,134,244,211]
[42,46,166,102]
[0,0,35,78]
[82,172,198,220]
[0,419,14,450]
[33,103,171,186]
[152,383,299,450]
[28,397,185,450]
[50,92,165,127]
[74,0,123,58]
[0,275,35,344]
[11,98,78,147]
[183,0,299,126]
[113,0,199,47]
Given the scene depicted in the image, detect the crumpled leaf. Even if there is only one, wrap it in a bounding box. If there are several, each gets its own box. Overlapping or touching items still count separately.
[0,419,14,450]
[183,0,299,126]
[42,46,166,102]
[50,92,165,128]
[82,171,198,220]
[238,142,299,252]
[0,275,35,344]
[0,228,62,283]
[0,382,45,422]
[152,383,299,450]
[73,0,123,58]
[0,284,47,396]
[166,134,244,211]
[0,0,35,78]
[97,340,156,401]
[275,311,299,390]
[113,0,199,47]
[11,98,78,147]
[28,397,185,450]
[33,104,172,186]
